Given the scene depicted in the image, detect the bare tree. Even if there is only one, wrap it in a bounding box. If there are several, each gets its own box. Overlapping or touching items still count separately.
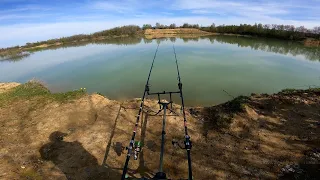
[169,23,176,29]
[155,23,160,29]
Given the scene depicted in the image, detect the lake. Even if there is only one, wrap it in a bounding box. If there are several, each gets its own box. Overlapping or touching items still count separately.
[1,36,320,106]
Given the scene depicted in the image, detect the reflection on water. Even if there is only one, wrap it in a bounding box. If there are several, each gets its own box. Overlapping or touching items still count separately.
[3,36,319,62]
[0,36,319,106]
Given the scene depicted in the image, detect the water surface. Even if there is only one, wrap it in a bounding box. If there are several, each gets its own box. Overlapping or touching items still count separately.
[1,36,320,106]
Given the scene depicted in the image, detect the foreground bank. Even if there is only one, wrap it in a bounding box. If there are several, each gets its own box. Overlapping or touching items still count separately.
[0,82,319,179]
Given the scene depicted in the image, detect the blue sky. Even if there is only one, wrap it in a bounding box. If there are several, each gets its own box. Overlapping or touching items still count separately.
[0,0,319,47]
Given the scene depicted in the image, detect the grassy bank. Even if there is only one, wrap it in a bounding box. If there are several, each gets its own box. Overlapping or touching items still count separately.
[0,81,86,107]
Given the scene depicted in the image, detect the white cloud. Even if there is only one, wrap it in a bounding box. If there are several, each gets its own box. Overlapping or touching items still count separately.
[0,5,51,14]
[0,13,59,20]
[191,10,213,14]
[89,0,163,13]
[172,0,289,15]
[90,1,134,13]
[172,0,319,23]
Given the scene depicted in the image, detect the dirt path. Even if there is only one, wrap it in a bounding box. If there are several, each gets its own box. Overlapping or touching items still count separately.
[0,83,319,179]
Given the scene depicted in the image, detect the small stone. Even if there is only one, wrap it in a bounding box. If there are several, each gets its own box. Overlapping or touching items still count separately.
[308,124,316,129]
[21,166,25,169]
[243,169,251,175]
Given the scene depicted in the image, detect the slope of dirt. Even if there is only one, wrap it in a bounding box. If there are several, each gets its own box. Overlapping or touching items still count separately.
[0,83,319,179]
[197,90,320,179]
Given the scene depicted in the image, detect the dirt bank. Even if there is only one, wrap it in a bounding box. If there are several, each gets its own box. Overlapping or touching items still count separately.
[144,28,212,39]
[0,82,319,179]
[304,38,320,47]
[144,28,212,35]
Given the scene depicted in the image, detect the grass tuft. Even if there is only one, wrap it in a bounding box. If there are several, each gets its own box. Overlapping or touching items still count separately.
[281,88,297,94]
[223,95,249,113]
[0,81,86,107]
[20,169,42,180]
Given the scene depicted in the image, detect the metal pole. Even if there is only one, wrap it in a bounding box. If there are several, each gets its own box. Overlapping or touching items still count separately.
[159,102,169,172]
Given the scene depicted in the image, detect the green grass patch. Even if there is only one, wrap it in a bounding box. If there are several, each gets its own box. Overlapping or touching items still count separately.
[308,87,320,93]
[281,88,297,94]
[223,95,249,113]
[0,81,86,107]
[281,87,320,94]
[20,169,42,180]
[95,92,104,96]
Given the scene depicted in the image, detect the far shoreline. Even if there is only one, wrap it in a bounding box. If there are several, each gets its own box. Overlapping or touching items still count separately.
[1,26,319,60]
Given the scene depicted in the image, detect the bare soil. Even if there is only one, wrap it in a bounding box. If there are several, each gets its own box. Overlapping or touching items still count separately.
[144,28,212,35]
[144,28,212,39]
[304,38,320,47]
[0,84,319,179]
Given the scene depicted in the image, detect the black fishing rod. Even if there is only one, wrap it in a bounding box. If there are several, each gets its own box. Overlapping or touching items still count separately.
[121,44,159,180]
[121,44,193,180]
[173,45,193,180]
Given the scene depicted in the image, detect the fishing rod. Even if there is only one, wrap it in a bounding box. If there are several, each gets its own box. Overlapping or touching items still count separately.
[173,45,193,180]
[121,44,159,180]
[121,44,193,180]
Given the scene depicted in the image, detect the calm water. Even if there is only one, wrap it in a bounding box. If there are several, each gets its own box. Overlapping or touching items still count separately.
[1,36,320,106]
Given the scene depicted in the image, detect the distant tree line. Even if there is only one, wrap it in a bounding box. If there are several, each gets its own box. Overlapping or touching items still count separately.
[142,23,200,30]
[21,25,142,48]
[209,35,320,61]
[142,36,320,61]
[201,23,320,41]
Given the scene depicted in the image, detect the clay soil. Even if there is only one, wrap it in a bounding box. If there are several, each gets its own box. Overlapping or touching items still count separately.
[0,83,319,179]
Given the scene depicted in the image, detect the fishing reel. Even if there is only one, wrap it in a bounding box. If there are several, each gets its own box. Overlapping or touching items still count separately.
[172,135,192,150]
[125,141,141,160]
